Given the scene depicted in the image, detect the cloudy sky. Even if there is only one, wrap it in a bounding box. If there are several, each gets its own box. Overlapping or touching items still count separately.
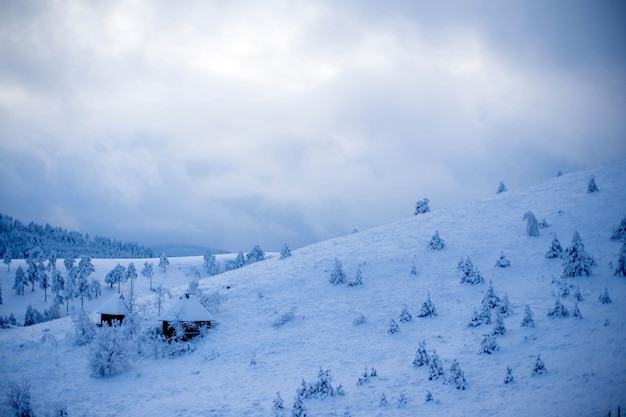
[1,0,625,252]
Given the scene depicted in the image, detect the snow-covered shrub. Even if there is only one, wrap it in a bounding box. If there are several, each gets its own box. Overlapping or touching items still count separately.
[89,323,129,377]
[245,245,266,264]
[468,305,491,328]
[397,393,407,409]
[610,215,626,241]
[357,368,377,386]
[44,303,61,321]
[379,393,388,407]
[504,367,514,384]
[482,281,501,310]
[6,380,34,417]
[425,390,434,402]
[532,354,546,375]
[520,305,535,328]
[573,287,583,301]
[479,334,499,354]
[491,313,507,336]
[428,350,444,380]
[558,279,570,298]
[497,294,511,317]
[614,241,626,277]
[562,231,594,278]
[399,305,412,323]
[23,305,45,326]
[413,340,429,368]
[496,181,507,194]
[523,211,540,236]
[548,299,569,318]
[72,310,96,345]
[495,251,511,268]
[272,392,284,416]
[414,198,430,215]
[428,231,445,250]
[587,175,599,193]
[572,303,583,319]
[347,267,363,287]
[199,290,228,314]
[329,258,347,285]
[418,293,438,317]
[538,218,549,229]
[273,308,296,328]
[352,314,366,326]
[447,359,467,390]
[458,257,484,285]
[599,287,612,304]
[410,261,417,275]
[279,244,292,260]
[291,394,307,417]
[388,318,400,335]
[300,368,338,400]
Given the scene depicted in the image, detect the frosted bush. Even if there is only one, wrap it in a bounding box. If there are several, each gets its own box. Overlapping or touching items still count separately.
[428,231,445,250]
[414,198,430,215]
[548,299,569,318]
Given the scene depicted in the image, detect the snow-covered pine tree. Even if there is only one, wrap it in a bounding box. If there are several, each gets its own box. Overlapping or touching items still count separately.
[24,305,45,326]
[76,256,95,310]
[272,392,284,416]
[388,318,400,334]
[482,281,501,310]
[246,245,266,264]
[13,265,26,295]
[459,257,484,285]
[573,286,583,301]
[89,322,129,377]
[447,359,467,390]
[159,253,169,272]
[491,313,507,336]
[497,294,511,317]
[399,305,412,323]
[523,211,540,237]
[538,218,549,228]
[479,333,499,354]
[413,340,429,368]
[347,267,363,287]
[468,305,491,328]
[329,258,347,285]
[545,236,564,259]
[379,393,388,407]
[599,287,612,304]
[425,390,434,402]
[397,393,407,408]
[572,303,583,319]
[610,215,626,241]
[141,261,155,291]
[233,251,245,269]
[25,247,46,292]
[2,249,11,271]
[428,350,444,380]
[279,243,292,260]
[410,261,417,275]
[418,293,438,317]
[587,175,599,193]
[562,231,594,278]
[203,249,219,276]
[51,269,65,305]
[548,299,569,318]
[504,367,514,384]
[414,197,430,215]
[532,354,546,375]
[428,231,445,250]
[520,304,535,327]
[615,241,626,277]
[495,251,511,268]
[497,181,507,194]
[291,393,307,417]
[45,303,61,321]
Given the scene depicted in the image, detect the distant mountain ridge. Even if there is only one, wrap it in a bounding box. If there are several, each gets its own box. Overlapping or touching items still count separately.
[0,213,154,259]
[150,243,229,257]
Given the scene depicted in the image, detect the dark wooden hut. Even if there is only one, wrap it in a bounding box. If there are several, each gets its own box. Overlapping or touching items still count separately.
[96,294,129,326]
[159,294,212,340]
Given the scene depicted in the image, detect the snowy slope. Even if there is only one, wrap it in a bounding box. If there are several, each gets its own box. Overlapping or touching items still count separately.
[1,160,625,417]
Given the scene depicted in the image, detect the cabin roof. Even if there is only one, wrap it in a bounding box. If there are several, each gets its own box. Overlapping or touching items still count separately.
[159,294,212,321]
[96,294,129,315]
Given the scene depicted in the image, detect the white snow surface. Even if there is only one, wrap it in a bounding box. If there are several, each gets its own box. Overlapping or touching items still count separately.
[1,160,626,416]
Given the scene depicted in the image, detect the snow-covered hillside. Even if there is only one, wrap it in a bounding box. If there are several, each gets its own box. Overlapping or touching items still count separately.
[1,160,625,417]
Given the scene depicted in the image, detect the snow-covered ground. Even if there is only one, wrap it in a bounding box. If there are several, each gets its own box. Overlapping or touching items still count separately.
[1,160,625,417]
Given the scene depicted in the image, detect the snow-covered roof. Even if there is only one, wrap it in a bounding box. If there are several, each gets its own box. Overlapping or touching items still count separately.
[159,294,211,321]
[96,294,129,315]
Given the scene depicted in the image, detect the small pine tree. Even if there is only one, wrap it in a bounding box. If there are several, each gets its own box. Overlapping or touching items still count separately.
[410,261,418,275]
[203,249,219,276]
[491,313,507,336]
[13,265,27,295]
[482,281,501,309]
[599,287,612,304]
[610,215,626,241]
[272,392,284,416]
[414,197,430,215]
[495,251,511,268]
[614,241,626,277]
[397,393,407,408]
[504,367,514,384]
[587,175,599,193]
[520,305,535,328]
[459,257,484,285]
[413,340,429,368]
[572,303,583,319]
[562,231,594,278]
[468,306,491,328]
[545,236,564,259]
[329,258,347,285]
[573,286,583,302]
[428,350,444,380]
[388,318,400,335]
[279,243,292,260]
[418,293,438,317]
[347,267,363,287]
[497,181,507,194]
[428,231,445,250]
[532,354,546,375]
[24,305,45,326]
[379,393,388,407]
[3,249,12,271]
[159,253,169,272]
[425,390,434,402]
[447,359,467,390]
[291,392,307,417]
[479,333,499,354]
[548,299,569,318]
[523,211,540,237]
[399,305,412,323]
[497,294,511,317]
[245,245,266,264]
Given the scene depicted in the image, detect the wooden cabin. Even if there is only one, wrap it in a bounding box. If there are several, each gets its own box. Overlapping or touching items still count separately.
[96,294,129,326]
[159,294,212,340]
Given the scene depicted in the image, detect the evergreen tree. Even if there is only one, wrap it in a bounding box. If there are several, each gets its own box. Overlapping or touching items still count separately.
[479,333,499,354]
[523,211,540,237]
[468,305,491,328]
[279,243,292,260]
[610,215,626,241]
[520,304,535,328]
[347,267,363,287]
[203,249,219,276]
[234,251,246,269]
[3,248,12,271]
[397,393,407,408]
[51,269,65,305]
[482,281,501,310]
[562,231,593,278]
[329,258,347,285]
[428,350,444,380]
[587,175,599,193]
[25,247,46,292]
[159,253,169,272]
[458,257,484,285]
[246,245,266,264]
[573,286,584,302]
[76,256,95,310]
[548,299,569,318]
[13,265,26,295]
[410,261,417,275]
[572,303,583,319]
[425,390,434,402]
[495,251,511,268]
[447,359,467,390]
[496,181,507,194]
[599,287,612,304]
[272,392,284,416]
[379,393,388,407]
[388,318,400,335]
[504,367,514,384]
[545,236,564,259]
[428,231,445,250]
[418,293,438,317]
[491,313,507,336]
[414,197,431,215]
[497,293,511,317]
[614,241,626,277]
[291,393,307,417]
[532,354,546,375]
[399,305,412,323]
[141,261,155,291]
[24,305,45,326]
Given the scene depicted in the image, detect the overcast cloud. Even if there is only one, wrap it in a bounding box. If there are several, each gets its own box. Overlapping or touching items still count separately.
[1,0,625,252]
